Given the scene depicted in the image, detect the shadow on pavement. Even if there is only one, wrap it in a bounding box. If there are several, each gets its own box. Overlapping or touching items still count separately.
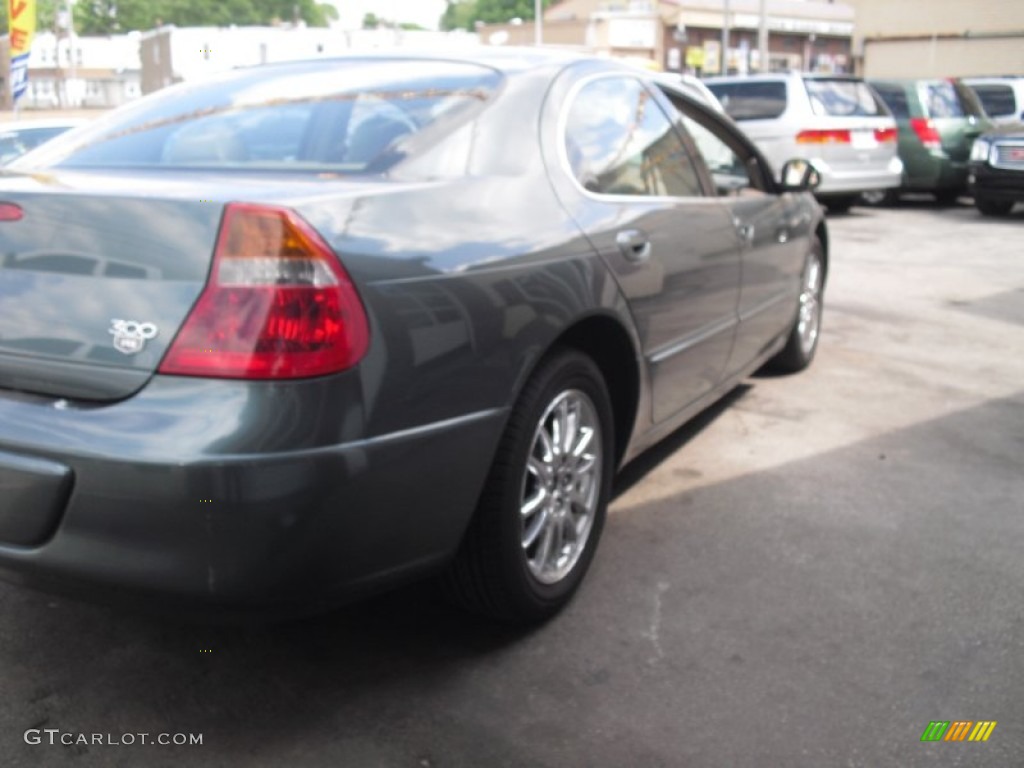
[2,391,1022,767]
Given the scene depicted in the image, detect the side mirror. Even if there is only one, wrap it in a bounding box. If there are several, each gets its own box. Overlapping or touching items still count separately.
[779,159,822,192]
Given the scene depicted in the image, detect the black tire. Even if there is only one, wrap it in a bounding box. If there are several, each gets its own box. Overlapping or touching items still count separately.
[444,348,615,624]
[767,236,825,374]
[862,189,899,207]
[823,195,857,214]
[975,197,1014,217]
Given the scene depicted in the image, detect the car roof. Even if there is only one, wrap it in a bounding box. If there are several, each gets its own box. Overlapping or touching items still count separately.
[231,47,599,78]
[705,72,865,82]
[964,75,1024,83]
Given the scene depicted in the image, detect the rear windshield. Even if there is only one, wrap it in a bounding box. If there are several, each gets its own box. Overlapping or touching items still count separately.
[0,127,71,164]
[15,60,502,173]
[804,79,887,117]
[970,84,1017,118]
[706,81,787,121]
[918,81,985,119]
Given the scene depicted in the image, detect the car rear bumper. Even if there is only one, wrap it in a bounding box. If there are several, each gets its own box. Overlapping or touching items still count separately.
[0,376,505,618]
[968,163,1024,203]
[902,154,969,192]
[813,157,904,194]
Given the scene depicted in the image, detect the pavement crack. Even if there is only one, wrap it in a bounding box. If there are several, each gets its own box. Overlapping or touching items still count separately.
[644,581,670,664]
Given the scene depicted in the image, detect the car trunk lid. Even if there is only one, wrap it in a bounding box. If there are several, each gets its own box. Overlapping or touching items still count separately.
[0,169,385,401]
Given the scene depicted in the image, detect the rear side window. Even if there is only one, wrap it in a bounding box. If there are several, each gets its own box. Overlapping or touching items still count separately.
[871,83,910,118]
[18,60,502,173]
[564,77,703,198]
[707,81,787,121]
[918,81,984,118]
[971,84,1017,118]
[804,79,887,117]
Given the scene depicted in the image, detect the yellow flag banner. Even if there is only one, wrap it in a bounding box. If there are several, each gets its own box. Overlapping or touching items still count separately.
[8,0,36,102]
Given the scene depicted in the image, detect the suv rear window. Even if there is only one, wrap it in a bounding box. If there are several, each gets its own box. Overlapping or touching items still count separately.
[706,81,787,121]
[970,84,1017,118]
[17,60,502,173]
[918,81,985,119]
[804,79,887,117]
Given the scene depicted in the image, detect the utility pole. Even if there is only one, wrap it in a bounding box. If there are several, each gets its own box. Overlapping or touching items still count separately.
[721,0,730,75]
[758,0,769,73]
[66,0,76,106]
[535,0,543,46]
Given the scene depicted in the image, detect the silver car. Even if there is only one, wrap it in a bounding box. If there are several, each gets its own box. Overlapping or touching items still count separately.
[706,72,903,212]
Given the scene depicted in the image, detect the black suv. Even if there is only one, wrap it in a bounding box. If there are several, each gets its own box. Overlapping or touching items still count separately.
[968,126,1024,216]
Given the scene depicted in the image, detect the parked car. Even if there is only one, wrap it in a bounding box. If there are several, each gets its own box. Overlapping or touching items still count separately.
[964,76,1024,126]
[968,125,1024,216]
[704,72,902,213]
[0,51,827,623]
[869,78,993,204]
[671,73,726,112]
[0,118,86,165]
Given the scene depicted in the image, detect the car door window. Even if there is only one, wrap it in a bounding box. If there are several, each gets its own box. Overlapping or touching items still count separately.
[658,90,771,198]
[679,116,759,197]
[971,84,1016,118]
[564,77,703,198]
[706,81,788,121]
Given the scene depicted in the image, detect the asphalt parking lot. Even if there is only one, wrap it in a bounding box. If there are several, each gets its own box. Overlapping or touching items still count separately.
[2,199,1022,767]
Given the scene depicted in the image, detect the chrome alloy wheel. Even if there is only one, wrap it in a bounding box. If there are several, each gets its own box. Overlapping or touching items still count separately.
[797,252,824,357]
[520,389,602,585]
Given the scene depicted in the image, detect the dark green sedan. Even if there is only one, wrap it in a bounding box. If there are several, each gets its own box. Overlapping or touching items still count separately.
[0,51,827,623]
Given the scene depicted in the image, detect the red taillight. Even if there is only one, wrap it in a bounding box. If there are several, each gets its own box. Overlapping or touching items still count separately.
[0,203,23,221]
[796,129,851,145]
[909,118,942,150]
[874,127,898,143]
[159,203,369,380]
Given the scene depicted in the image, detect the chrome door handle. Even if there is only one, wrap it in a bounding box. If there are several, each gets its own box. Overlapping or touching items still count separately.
[735,221,755,245]
[616,229,652,262]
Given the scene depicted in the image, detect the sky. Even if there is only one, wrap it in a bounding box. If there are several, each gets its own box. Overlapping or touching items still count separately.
[331,0,450,31]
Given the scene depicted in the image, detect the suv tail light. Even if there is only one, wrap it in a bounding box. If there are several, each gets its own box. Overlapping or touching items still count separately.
[909,118,942,150]
[159,203,370,379]
[796,129,851,144]
[874,127,898,143]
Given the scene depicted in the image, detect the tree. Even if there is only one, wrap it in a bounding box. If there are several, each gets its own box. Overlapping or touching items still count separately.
[440,1,478,32]
[1,1,57,35]
[69,0,332,35]
[362,12,380,30]
[440,0,551,32]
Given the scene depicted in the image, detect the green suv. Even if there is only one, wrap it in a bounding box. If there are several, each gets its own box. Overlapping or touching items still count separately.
[868,78,993,204]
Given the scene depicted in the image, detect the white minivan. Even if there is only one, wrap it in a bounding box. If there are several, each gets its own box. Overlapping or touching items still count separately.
[705,73,903,212]
[964,77,1024,126]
